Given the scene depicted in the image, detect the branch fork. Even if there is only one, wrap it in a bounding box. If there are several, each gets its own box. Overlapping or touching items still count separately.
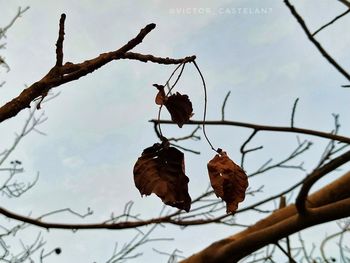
[0,14,196,123]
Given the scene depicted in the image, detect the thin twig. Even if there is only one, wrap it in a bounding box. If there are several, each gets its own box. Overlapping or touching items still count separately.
[240,130,261,168]
[221,91,231,121]
[290,98,299,128]
[274,242,297,263]
[249,139,311,178]
[320,225,349,262]
[171,63,186,90]
[167,126,201,142]
[284,0,350,82]
[312,8,350,36]
[0,7,30,36]
[38,208,93,220]
[156,62,188,138]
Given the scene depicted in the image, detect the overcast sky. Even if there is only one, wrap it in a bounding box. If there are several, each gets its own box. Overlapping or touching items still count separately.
[1,0,350,262]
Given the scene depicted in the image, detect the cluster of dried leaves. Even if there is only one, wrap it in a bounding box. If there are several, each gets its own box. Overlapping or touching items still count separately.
[133,82,248,213]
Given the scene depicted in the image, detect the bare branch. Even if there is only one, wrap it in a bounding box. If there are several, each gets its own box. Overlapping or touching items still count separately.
[312,8,350,36]
[180,171,350,263]
[122,53,195,65]
[55,14,66,67]
[249,139,311,178]
[284,0,350,83]
[151,119,350,144]
[320,221,350,262]
[0,7,30,37]
[290,98,299,128]
[38,208,93,220]
[221,91,231,121]
[167,126,201,142]
[240,129,262,169]
[0,107,46,166]
[0,15,196,124]
[274,242,297,263]
[0,7,29,72]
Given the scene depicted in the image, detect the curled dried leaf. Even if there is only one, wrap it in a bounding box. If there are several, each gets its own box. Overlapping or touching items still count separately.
[207,151,248,214]
[133,142,191,211]
[153,84,166,105]
[165,92,193,128]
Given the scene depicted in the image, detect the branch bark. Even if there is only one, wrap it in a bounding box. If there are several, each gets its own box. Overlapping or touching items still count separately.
[181,171,350,263]
[0,14,196,124]
[284,0,350,82]
[296,149,350,214]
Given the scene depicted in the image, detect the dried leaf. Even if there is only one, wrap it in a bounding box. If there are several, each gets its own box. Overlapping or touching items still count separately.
[153,84,166,105]
[165,92,193,128]
[207,151,248,213]
[133,142,191,211]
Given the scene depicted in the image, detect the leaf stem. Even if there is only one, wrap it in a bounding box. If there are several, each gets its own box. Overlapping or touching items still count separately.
[192,60,218,153]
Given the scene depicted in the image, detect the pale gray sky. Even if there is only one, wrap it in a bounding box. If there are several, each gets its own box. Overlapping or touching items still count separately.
[1,0,350,262]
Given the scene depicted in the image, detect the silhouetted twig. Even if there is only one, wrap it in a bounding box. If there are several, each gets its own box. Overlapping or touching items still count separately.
[312,8,350,36]
[284,0,350,83]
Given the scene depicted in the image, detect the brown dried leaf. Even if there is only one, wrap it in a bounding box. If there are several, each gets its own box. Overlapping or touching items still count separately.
[207,151,248,214]
[165,92,193,128]
[133,142,191,211]
[153,84,166,105]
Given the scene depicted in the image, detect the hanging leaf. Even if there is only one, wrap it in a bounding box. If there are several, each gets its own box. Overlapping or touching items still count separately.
[153,84,166,105]
[207,151,248,214]
[165,92,193,128]
[133,142,191,212]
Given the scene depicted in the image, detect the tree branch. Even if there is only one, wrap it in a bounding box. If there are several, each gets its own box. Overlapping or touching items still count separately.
[295,149,350,214]
[312,8,350,36]
[181,171,350,263]
[0,6,30,37]
[0,15,196,124]
[122,52,196,64]
[217,198,350,263]
[284,0,350,82]
[151,119,350,144]
[55,13,66,67]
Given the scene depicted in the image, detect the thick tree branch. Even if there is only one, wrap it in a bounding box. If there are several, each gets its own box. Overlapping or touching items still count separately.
[151,119,350,144]
[296,149,350,214]
[0,15,195,124]
[181,171,350,263]
[284,0,350,82]
[217,199,350,263]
